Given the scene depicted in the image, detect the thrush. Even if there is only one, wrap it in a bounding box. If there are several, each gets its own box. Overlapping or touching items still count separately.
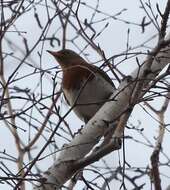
[47,49,116,123]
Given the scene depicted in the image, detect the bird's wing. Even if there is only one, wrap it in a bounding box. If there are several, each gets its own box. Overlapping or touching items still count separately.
[90,64,115,88]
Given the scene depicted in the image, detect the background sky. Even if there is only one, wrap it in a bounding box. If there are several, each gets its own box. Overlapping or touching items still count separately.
[1,0,170,189]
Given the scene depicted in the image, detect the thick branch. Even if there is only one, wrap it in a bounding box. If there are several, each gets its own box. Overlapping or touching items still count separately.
[33,32,170,189]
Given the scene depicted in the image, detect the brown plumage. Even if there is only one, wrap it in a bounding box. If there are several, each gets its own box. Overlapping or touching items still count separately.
[47,49,115,123]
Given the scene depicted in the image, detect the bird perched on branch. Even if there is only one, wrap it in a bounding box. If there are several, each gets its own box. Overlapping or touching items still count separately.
[47,49,115,123]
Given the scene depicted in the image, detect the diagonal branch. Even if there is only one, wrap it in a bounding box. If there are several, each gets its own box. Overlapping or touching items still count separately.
[33,33,170,189]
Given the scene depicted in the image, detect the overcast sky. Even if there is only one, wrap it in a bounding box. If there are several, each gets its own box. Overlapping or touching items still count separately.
[1,0,170,189]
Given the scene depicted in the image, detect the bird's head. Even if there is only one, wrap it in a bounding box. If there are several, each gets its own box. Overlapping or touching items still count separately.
[47,49,85,69]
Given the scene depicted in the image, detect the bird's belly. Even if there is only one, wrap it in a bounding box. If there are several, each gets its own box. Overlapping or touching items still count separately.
[63,75,114,122]
[64,88,101,122]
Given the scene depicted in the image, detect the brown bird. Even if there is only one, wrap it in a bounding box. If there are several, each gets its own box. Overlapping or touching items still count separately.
[47,49,115,123]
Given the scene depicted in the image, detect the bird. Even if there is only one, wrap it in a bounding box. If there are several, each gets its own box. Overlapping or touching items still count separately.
[47,49,116,123]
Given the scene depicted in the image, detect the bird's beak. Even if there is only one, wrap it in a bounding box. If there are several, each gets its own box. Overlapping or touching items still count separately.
[46,50,55,56]
[47,50,62,59]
